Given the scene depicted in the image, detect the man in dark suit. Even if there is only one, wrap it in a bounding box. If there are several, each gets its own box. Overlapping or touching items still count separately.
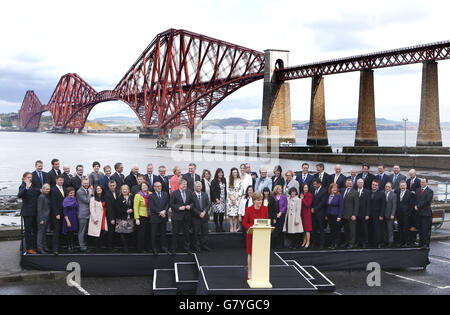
[370,180,386,248]
[110,163,125,192]
[170,179,194,254]
[32,160,50,191]
[48,159,62,187]
[396,180,415,247]
[70,165,84,192]
[191,181,211,252]
[313,163,331,189]
[104,180,119,251]
[154,165,170,194]
[406,169,421,245]
[148,181,170,255]
[311,179,328,249]
[296,163,314,192]
[100,165,112,192]
[375,165,391,191]
[131,175,146,195]
[356,164,375,191]
[390,165,407,191]
[347,168,359,190]
[18,172,39,254]
[50,176,66,255]
[183,163,201,192]
[415,178,434,250]
[384,182,397,247]
[125,165,139,190]
[62,165,73,189]
[356,179,371,248]
[341,179,359,249]
[331,165,347,190]
[144,164,157,192]
[406,169,421,193]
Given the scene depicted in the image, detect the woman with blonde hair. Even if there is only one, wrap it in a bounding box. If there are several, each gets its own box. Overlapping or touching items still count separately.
[170,166,182,194]
[284,170,300,196]
[242,192,269,280]
[134,181,152,253]
[269,185,288,248]
[36,184,51,254]
[116,185,134,253]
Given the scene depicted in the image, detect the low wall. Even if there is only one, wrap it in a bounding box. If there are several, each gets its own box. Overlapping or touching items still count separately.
[173,145,450,170]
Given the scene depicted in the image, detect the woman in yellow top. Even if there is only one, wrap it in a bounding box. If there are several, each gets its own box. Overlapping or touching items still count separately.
[134,181,152,253]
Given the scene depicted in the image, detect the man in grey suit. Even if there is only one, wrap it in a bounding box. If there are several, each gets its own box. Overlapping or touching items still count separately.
[76,178,93,253]
[341,179,360,249]
[384,182,397,247]
[192,181,212,252]
[390,165,407,191]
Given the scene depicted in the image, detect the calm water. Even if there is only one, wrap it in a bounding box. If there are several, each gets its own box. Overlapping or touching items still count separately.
[0,130,449,199]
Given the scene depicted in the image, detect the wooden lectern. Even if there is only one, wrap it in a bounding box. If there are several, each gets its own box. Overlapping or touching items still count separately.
[247,219,275,289]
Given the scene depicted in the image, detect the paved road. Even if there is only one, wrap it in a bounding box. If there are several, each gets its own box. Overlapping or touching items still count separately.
[0,241,449,295]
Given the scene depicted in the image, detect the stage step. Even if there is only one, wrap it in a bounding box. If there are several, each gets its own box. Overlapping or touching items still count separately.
[286,260,335,292]
[196,265,318,295]
[174,262,199,294]
[153,269,178,295]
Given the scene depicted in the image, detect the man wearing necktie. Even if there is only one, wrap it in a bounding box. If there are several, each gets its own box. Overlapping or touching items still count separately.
[341,179,359,249]
[48,159,62,187]
[76,178,93,253]
[125,166,140,191]
[149,182,170,255]
[383,183,397,247]
[396,181,414,247]
[50,176,66,255]
[154,165,170,194]
[390,165,407,191]
[192,182,211,252]
[331,165,345,190]
[295,163,313,193]
[347,168,358,190]
[105,180,119,251]
[32,160,49,191]
[355,179,371,248]
[170,179,194,254]
[356,165,375,191]
[183,163,200,192]
[414,178,434,250]
[376,165,389,191]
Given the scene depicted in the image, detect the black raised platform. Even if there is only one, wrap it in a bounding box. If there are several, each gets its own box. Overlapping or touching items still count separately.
[20,230,431,295]
[276,247,430,271]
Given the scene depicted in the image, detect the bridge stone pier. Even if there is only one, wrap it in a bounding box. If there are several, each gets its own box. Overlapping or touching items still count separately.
[260,50,296,144]
[355,69,378,147]
[417,61,443,147]
[307,76,329,146]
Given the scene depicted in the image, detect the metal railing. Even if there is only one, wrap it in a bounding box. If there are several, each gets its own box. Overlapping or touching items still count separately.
[435,182,450,204]
[1,182,450,207]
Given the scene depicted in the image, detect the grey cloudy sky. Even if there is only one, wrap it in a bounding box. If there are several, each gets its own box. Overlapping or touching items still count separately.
[1,0,449,122]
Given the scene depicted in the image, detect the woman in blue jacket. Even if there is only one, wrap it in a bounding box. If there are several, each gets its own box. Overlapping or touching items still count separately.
[326,183,344,249]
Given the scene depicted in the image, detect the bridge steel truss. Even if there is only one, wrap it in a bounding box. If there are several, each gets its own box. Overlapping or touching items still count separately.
[275,41,450,81]
[19,29,265,131]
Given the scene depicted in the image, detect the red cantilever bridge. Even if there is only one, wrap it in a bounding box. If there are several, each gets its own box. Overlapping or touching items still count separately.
[19,28,450,135]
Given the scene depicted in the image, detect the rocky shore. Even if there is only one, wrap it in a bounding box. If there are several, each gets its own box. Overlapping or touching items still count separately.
[0,195,21,211]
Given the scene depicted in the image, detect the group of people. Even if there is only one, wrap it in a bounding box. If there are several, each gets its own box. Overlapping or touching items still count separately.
[18,159,434,260]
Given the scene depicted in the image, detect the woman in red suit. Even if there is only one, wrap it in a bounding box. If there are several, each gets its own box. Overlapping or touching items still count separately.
[300,184,313,249]
[242,192,268,280]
